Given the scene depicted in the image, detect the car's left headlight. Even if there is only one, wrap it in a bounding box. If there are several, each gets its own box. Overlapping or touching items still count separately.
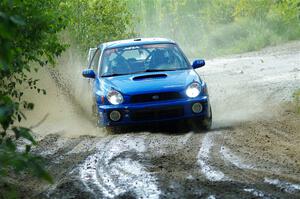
[107,90,124,105]
[186,83,201,98]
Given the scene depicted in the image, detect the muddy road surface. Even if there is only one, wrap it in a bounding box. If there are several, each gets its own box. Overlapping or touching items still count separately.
[17,42,300,198]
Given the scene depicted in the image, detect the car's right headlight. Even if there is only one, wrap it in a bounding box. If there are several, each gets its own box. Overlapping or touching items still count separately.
[186,83,201,98]
[107,90,124,105]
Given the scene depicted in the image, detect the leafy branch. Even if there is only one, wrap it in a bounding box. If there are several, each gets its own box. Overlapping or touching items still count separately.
[0,0,68,197]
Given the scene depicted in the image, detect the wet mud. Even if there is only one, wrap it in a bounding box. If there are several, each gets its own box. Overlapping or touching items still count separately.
[14,42,300,198]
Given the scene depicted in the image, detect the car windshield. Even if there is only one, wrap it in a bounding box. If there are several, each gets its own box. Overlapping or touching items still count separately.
[100,43,191,77]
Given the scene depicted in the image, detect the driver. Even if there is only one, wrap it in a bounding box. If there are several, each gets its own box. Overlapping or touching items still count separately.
[149,49,171,69]
[110,55,130,74]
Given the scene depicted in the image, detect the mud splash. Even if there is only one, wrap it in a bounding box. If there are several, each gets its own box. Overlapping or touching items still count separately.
[11,41,300,198]
[19,48,104,137]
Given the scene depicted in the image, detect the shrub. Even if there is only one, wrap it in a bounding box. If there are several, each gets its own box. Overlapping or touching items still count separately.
[0,0,68,197]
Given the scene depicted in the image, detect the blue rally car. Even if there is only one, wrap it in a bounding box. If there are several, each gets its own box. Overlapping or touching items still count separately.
[82,38,212,131]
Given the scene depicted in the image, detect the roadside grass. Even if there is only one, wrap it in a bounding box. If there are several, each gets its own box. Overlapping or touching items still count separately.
[200,18,300,58]
[293,89,300,113]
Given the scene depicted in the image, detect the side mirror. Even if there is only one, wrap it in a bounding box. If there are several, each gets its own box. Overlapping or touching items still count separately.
[82,69,95,78]
[192,59,205,69]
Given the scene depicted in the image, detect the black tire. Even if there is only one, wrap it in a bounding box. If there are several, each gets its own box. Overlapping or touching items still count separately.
[191,106,212,132]
[105,126,123,134]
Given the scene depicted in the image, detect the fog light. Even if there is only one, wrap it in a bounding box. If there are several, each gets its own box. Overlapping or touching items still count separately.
[109,110,121,121]
[192,103,202,113]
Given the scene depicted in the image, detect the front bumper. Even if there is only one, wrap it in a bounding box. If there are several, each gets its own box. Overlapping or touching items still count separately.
[97,96,210,126]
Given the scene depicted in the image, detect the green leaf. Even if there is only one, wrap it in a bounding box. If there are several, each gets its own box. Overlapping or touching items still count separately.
[5,138,16,151]
[12,127,36,145]
[25,145,31,153]
[29,157,53,183]
[9,16,26,26]
[17,114,21,122]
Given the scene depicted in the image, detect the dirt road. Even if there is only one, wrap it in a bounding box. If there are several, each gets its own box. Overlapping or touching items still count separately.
[18,42,300,198]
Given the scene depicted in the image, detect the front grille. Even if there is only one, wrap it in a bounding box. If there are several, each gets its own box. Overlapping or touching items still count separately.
[130,92,181,103]
[130,106,184,121]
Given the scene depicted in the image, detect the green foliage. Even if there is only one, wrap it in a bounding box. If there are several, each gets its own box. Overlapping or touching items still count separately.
[202,0,237,24]
[234,0,273,20]
[0,95,53,198]
[0,0,135,196]
[293,89,300,113]
[66,0,135,51]
[131,0,300,58]
[0,0,68,103]
[0,0,68,197]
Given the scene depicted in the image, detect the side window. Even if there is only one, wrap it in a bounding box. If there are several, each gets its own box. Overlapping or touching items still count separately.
[90,49,101,72]
[87,48,97,66]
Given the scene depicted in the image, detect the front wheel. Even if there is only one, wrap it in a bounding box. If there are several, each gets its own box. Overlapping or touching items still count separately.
[105,126,124,134]
[191,107,212,131]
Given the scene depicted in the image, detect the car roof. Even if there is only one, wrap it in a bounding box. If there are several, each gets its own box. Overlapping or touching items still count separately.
[99,38,176,49]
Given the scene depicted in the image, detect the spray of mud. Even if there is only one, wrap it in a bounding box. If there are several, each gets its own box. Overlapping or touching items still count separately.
[19,41,300,138]
[198,42,300,128]
[11,41,300,199]
[20,47,105,137]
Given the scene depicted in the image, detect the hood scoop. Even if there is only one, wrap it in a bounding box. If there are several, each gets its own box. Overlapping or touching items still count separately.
[133,74,167,81]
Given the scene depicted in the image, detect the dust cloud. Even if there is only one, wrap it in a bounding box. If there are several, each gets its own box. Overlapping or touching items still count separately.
[197,41,300,128]
[13,41,300,198]
[19,41,300,137]
[20,47,104,138]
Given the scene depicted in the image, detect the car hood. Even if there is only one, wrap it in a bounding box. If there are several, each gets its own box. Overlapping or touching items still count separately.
[100,69,201,95]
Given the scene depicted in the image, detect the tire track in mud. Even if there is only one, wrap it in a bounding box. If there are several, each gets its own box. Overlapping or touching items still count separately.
[197,131,228,181]
[16,41,300,198]
[72,127,300,198]
[31,126,300,198]
[197,131,262,183]
[197,127,300,198]
[80,135,161,199]
[75,132,207,199]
